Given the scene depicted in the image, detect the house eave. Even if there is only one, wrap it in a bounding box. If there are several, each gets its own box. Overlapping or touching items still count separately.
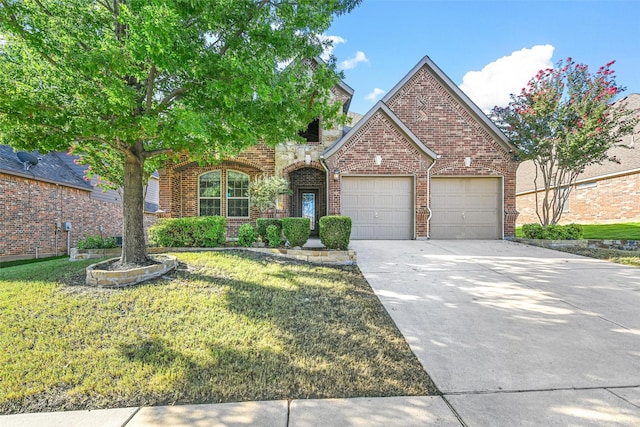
[0,168,93,191]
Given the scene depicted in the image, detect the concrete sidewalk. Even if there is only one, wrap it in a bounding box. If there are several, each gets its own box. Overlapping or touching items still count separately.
[0,396,461,426]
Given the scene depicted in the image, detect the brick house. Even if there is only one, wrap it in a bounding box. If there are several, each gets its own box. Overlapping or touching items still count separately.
[0,146,159,262]
[158,56,519,240]
[516,93,640,225]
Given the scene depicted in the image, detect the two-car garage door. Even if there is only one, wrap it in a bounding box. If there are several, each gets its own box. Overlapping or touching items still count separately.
[342,176,502,240]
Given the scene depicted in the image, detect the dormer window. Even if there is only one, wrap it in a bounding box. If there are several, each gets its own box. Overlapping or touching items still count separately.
[299,118,320,143]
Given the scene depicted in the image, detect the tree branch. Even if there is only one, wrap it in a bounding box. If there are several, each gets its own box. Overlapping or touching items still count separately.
[146,65,157,114]
[155,87,187,112]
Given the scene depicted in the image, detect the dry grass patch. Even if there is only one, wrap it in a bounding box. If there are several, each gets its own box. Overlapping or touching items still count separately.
[0,251,437,414]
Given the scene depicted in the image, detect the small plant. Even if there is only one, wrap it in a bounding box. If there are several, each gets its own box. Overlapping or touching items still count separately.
[148,216,226,247]
[76,234,118,250]
[319,216,352,250]
[266,224,283,248]
[248,175,292,215]
[237,223,257,247]
[256,218,282,242]
[282,217,311,247]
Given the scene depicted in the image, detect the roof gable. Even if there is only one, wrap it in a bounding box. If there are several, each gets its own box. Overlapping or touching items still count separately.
[322,101,438,160]
[382,56,517,154]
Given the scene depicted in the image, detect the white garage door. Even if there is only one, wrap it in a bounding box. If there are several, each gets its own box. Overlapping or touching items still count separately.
[342,176,413,239]
[430,177,502,239]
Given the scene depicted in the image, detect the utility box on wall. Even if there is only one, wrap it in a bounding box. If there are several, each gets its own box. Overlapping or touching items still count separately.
[63,222,72,231]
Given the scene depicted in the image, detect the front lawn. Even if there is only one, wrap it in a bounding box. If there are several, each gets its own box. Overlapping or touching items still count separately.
[516,222,640,240]
[0,251,436,414]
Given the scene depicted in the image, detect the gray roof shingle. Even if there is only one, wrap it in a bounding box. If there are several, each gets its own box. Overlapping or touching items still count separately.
[0,145,92,190]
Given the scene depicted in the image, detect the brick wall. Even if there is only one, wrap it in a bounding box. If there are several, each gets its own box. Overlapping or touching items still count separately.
[158,144,276,237]
[323,110,432,237]
[517,172,640,225]
[384,66,519,237]
[0,172,124,261]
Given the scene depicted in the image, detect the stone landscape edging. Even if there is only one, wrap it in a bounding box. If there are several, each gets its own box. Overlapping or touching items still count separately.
[86,254,178,287]
[514,238,639,251]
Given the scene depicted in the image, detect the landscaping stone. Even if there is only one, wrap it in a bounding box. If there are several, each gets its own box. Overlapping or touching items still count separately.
[86,255,177,287]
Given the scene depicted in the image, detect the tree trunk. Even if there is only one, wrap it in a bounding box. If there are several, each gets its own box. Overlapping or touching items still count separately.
[121,145,148,265]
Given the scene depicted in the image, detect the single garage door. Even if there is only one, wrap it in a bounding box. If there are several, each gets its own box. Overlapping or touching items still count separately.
[342,176,413,239]
[430,177,501,239]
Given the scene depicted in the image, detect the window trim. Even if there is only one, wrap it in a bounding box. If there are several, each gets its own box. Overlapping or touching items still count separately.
[226,169,250,218]
[198,170,222,217]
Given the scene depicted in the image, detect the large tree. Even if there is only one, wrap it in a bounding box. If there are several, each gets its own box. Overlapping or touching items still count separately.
[0,0,360,264]
[491,58,637,225]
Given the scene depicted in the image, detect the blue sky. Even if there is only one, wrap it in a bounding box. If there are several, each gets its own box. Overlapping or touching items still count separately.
[325,0,640,114]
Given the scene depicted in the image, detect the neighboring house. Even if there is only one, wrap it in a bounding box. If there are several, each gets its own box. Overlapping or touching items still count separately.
[0,146,159,261]
[516,93,640,225]
[159,56,519,240]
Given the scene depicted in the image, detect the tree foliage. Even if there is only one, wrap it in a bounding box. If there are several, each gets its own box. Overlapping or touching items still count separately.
[491,58,637,225]
[0,0,361,263]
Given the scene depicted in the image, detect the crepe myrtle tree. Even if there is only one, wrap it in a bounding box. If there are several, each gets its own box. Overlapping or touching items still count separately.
[491,58,637,226]
[0,0,361,264]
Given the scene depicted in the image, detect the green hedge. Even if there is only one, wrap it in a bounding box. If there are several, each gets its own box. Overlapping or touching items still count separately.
[522,223,583,240]
[148,216,226,247]
[266,224,283,248]
[319,216,352,250]
[282,217,310,247]
[256,218,282,242]
[76,235,118,249]
[237,223,257,248]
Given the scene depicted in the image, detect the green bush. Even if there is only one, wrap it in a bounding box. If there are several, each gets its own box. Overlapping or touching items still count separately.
[319,216,352,250]
[266,224,283,248]
[238,223,257,247]
[76,235,118,250]
[282,217,310,247]
[522,223,583,240]
[256,218,282,242]
[565,223,584,239]
[148,216,226,247]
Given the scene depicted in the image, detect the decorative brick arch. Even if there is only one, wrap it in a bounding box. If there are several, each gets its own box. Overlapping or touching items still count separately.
[282,160,325,181]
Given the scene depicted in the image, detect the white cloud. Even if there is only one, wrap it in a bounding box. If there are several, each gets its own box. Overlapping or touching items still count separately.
[365,88,385,102]
[319,35,346,61]
[459,44,555,112]
[339,51,368,71]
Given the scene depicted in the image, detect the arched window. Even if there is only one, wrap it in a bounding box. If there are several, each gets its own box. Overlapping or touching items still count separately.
[199,171,221,216]
[227,170,249,217]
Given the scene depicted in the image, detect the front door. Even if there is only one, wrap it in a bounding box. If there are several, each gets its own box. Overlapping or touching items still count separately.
[300,190,319,236]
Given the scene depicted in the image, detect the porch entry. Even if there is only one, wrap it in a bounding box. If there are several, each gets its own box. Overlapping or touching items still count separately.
[289,167,326,237]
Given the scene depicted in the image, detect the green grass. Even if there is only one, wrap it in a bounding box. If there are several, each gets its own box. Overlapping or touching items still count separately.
[0,255,69,269]
[0,251,436,414]
[516,222,640,240]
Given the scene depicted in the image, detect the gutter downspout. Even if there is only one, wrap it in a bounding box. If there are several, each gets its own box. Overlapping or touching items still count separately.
[320,156,330,217]
[426,156,439,239]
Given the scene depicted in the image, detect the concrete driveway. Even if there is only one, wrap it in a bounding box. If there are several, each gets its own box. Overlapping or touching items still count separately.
[351,240,640,426]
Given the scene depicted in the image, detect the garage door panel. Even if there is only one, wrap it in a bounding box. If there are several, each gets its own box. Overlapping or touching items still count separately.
[342,177,413,240]
[431,178,501,240]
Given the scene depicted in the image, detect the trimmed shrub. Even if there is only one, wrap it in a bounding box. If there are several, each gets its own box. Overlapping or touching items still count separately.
[238,223,257,248]
[319,216,352,250]
[76,235,118,250]
[282,217,310,247]
[565,223,584,239]
[522,223,583,240]
[266,224,283,248]
[149,216,226,247]
[256,218,282,242]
